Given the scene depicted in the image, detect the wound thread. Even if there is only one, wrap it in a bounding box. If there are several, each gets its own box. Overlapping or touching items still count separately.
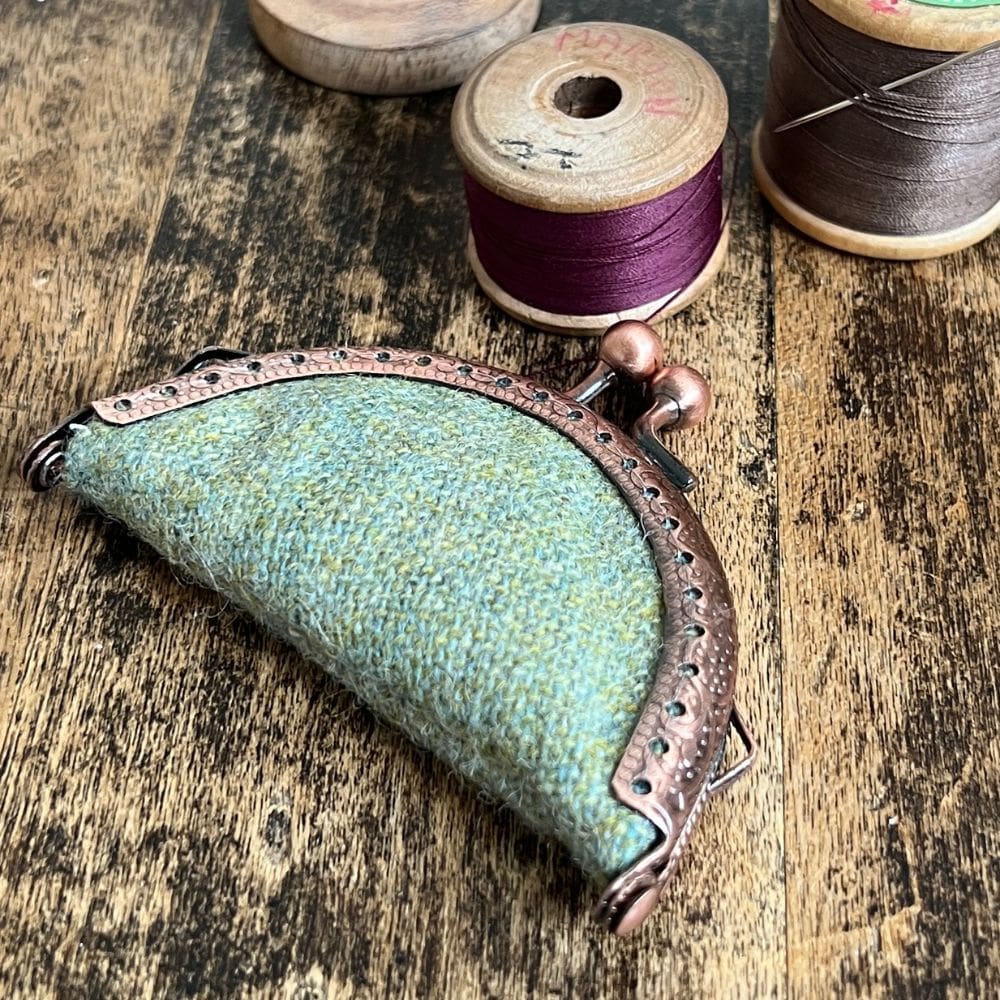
[464,148,725,317]
[759,0,1000,239]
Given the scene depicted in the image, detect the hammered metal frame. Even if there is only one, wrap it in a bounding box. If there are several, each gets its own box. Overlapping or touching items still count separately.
[22,344,752,934]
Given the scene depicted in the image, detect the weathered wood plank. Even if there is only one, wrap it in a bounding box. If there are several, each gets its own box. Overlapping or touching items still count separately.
[773,229,1000,995]
[0,1,222,997]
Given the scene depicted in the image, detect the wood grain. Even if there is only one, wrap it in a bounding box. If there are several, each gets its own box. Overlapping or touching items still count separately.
[0,1,223,996]
[773,228,1000,996]
[1,0,994,996]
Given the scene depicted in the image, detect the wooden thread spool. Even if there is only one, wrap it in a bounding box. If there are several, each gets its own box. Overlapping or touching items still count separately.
[249,0,542,96]
[753,0,1000,259]
[451,22,730,336]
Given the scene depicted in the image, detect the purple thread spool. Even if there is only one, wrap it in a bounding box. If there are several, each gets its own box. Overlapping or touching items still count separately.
[452,22,730,336]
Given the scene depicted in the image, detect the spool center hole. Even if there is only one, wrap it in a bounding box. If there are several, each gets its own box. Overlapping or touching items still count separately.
[553,76,622,119]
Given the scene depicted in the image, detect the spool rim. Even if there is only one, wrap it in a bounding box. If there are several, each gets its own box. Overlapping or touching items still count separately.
[452,21,729,212]
[807,0,1000,53]
[752,123,1000,260]
[467,223,731,335]
[249,0,543,95]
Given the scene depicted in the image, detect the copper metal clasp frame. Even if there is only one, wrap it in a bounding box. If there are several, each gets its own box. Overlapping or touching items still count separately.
[594,706,757,935]
[20,347,249,492]
[570,320,757,934]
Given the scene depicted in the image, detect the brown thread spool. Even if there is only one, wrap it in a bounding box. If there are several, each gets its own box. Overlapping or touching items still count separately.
[249,0,542,95]
[451,22,730,336]
[753,0,1000,259]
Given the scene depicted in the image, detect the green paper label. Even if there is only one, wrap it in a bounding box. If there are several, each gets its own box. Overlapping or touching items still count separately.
[908,0,1000,8]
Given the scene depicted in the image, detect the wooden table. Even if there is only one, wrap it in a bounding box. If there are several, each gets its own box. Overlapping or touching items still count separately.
[2,1,998,996]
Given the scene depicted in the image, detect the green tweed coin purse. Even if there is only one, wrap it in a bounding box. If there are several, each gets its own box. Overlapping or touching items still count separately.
[22,324,754,934]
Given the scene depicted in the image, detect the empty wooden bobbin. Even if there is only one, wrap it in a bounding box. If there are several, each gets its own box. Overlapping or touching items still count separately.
[753,0,1000,260]
[451,22,730,335]
[248,0,542,95]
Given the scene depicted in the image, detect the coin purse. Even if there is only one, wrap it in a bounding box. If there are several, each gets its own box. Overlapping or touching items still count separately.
[22,323,755,935]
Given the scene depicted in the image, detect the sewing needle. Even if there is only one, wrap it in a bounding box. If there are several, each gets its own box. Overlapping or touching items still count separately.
[774,39,1000,133]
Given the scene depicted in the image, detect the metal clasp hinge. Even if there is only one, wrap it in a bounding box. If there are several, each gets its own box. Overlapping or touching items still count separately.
[709,705,757,797]
[566,321,711,493]
[19,345,250,492]
[20,405,95,491]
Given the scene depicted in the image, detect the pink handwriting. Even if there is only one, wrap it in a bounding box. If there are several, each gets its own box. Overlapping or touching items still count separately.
[553,27,687,118]
[643,97,686,118]
[867,0,905,15]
